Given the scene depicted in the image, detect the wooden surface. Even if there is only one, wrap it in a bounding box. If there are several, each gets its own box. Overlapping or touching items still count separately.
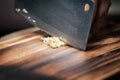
[0,24,120,80]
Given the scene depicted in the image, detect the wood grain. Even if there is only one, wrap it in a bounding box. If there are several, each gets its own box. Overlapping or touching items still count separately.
[0,24,120,80]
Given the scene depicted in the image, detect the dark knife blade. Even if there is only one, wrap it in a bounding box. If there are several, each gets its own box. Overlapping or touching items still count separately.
[16,0,95,50]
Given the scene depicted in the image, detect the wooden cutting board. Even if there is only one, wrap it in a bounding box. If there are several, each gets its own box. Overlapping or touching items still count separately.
[0,24,120,80]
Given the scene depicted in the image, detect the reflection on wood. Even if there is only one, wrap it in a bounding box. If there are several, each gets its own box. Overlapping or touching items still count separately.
[0,23,120,80]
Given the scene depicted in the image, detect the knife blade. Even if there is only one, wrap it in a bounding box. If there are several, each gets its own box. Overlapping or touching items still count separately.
[15,0,95,50]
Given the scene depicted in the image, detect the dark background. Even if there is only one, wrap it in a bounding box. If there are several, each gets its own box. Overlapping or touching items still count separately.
[0,0,33,37]
[108,0,120,22]
[0,0,120,37]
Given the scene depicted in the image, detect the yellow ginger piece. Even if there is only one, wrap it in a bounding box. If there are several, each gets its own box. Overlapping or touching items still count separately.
[42,37,66,48]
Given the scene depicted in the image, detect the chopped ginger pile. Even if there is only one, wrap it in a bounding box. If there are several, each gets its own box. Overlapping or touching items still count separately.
[41,37,66,48]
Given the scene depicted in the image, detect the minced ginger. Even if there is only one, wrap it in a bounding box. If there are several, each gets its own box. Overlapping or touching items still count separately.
[41,37,66,48]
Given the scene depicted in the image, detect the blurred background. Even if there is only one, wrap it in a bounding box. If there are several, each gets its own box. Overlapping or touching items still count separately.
[0,0,120,37]
[108,0,120,22]
[0,0,33,37]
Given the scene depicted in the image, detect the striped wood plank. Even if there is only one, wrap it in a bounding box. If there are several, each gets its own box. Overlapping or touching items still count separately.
[0,24,120,80]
